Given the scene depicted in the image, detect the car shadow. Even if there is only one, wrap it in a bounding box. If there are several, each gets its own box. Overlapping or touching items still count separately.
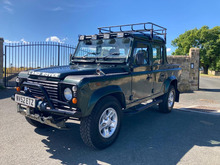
[34,107,220,165]
[0,88,16,100]
[199,88,220,92]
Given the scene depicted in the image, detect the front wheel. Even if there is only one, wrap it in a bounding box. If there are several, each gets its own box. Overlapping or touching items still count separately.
[80,96,122,149]
[159,85,176,113]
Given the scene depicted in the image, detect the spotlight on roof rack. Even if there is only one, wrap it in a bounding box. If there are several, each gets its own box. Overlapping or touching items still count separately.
[91,35,97,40]
[117,32,124,38]
[79,35,85,41]
[104,34,110,39]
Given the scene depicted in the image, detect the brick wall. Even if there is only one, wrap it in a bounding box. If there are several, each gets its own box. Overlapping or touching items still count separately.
[167,48,200,92]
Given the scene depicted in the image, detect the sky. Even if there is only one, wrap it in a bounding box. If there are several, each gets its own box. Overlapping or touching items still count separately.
[1,0,220,55]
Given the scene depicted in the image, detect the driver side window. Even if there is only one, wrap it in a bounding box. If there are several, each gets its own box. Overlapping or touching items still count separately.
[133,43,149,66]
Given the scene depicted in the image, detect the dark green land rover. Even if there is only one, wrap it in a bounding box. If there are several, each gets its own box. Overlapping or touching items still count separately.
[12,22,181,149]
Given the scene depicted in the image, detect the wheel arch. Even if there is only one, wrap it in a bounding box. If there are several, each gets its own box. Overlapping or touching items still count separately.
[164,76,180,102]
[85,85,126,117]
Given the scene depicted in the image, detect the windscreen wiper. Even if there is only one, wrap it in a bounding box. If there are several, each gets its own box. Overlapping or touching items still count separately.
[72,58,96,63]
[103,52,120,60]
[83,52,99,58]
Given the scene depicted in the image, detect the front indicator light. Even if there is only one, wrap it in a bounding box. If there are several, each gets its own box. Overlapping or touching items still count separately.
[72,98,77,104]
[16,87,20,92]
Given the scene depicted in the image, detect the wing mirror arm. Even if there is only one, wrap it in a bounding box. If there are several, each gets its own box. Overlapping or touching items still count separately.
[130,65,134,72]
[69,54,72,63]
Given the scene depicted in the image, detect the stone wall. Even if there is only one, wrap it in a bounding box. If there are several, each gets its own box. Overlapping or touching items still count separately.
[208,70,220,76]
[167,48,200,92]
[0,38,4,86]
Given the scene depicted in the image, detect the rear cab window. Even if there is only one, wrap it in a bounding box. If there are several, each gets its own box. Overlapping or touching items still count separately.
[152,45,165,65]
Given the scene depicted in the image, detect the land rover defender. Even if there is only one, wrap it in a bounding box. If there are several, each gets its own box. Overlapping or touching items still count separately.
[12,22,181,149]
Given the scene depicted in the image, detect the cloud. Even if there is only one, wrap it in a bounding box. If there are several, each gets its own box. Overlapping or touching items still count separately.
[61,37,68,42]
[5,40,19,44]
[3,0,12,5]
[5,38,29,44]
[20,38,29,44]
[46,36,61,43]
[166,48,171,52]
[51,7,63,11]
[3,0,13,14]
[3,6,13,14]
[45,36,68,43]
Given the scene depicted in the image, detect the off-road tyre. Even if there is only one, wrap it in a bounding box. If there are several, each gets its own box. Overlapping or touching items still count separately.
[25,117,47,128]
[80,96,122,150]
[159,85,176,113]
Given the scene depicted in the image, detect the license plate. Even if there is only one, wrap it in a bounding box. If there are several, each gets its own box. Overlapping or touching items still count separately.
[15,94,36,108]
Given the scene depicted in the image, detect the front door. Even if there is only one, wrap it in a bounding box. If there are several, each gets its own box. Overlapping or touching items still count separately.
[131,42,153,102]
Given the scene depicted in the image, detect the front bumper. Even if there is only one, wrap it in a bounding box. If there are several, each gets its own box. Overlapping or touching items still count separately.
[11,81,82,118]
[12,94,81,118]
[16,103,68,129]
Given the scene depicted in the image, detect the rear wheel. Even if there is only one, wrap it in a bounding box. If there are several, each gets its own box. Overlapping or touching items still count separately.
[80,96,122,149]
[159,85,176,113]
[25,117,47,128]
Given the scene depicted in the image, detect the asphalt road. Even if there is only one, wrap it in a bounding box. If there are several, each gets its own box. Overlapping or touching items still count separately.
[0,77,220,165]
[175,76,220,113]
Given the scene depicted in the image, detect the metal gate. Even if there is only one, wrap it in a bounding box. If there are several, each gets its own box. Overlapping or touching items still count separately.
[3,42,75,87]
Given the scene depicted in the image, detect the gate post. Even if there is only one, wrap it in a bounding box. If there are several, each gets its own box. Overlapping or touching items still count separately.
[0,38,4,86]
[189,48,200,91]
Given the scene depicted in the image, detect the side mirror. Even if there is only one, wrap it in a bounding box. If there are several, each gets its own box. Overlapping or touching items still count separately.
[135,52,145,65]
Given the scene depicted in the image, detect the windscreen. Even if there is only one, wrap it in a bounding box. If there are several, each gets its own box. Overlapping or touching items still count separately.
[74,38,132,59]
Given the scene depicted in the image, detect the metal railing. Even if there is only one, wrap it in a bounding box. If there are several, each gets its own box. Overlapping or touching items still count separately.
[3,42,75,87]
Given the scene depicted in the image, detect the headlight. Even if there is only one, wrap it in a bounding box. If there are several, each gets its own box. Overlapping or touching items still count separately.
[64,88,72,101]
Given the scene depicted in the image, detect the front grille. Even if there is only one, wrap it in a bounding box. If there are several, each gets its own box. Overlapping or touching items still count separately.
[25,78,74,111]
[26,78,59,100]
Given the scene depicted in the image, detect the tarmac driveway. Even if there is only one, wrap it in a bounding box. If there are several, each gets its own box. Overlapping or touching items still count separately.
[175,76,220,114]
[0,76,220,165]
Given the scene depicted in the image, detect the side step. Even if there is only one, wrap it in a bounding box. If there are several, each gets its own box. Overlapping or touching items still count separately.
[124,99,163,115]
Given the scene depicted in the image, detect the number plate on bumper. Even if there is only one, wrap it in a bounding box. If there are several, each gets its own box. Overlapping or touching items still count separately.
[15,94,36,108]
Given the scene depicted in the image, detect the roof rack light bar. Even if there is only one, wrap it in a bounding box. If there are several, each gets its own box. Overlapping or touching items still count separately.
[98,22,167,43]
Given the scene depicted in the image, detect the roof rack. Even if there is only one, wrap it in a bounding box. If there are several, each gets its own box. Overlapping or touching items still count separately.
[98,22,167,43]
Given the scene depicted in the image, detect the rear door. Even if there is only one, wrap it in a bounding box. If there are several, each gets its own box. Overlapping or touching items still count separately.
[151,44,166,94]
[131,42,154,101]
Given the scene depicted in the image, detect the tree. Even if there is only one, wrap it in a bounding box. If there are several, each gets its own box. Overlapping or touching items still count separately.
[171,26,220,74]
